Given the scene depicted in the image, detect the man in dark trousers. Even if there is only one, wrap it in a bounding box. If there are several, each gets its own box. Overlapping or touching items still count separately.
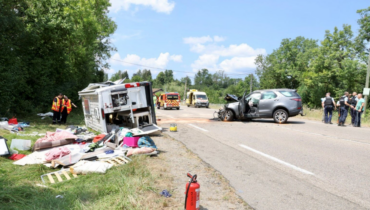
[338,91,350,126]
[322,93,336,124]
[51,93,64,124]
[348,92,358,126]
[354,93,365,127]
[61,95,77,124]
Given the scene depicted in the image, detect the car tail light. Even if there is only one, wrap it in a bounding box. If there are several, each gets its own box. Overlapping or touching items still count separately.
[101,108,105,119]
[297,107,302,110]
[291,98,301,102]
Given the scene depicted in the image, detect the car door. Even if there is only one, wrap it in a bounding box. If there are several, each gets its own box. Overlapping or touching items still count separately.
[245,92,261,116]
[258,91,278,117]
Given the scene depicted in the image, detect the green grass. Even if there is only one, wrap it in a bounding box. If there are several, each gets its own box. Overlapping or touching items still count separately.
[0,112,168,210]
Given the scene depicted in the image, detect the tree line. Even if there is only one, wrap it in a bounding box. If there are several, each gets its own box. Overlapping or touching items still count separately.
[0,0,116,115]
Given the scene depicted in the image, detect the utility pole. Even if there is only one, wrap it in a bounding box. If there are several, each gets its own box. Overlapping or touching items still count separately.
[250,74,253,93]
[364,53,370,117]
[184,78,187,103]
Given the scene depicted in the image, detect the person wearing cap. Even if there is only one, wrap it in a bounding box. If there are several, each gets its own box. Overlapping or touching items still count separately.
[60,95,77,124]
[51,93,64,124]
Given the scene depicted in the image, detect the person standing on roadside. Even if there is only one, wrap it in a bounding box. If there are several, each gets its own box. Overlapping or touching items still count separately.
[354,93,365,127]
[322,93,336,124]
[348,92,358,126]
[321,97,326,123]
[60,95,77,124]
[338,92,350,126]
[51,93,64,124]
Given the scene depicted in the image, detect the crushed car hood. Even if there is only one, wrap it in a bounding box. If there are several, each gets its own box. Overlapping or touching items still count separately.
[224,94,239,102]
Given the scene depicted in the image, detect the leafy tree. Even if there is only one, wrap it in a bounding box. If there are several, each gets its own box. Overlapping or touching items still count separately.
[0,0,116,115]
[180,76,192,86]
[194,69,212,87]
[110,70,129,81]
[141,69,152,81]
[131,75,143,82]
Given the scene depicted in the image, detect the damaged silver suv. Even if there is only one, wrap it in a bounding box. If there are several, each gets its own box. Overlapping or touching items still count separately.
[217,89,303,123]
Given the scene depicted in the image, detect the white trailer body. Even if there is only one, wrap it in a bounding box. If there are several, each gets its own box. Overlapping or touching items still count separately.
[78,81,161,135]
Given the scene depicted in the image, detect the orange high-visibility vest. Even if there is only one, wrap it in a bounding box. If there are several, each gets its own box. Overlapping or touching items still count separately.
[61,99,72,114]
[51,97,64,112]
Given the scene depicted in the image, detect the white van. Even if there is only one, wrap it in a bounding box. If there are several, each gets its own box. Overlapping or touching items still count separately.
[78,81,161,135]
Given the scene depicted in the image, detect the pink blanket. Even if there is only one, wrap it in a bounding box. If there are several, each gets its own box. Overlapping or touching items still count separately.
[45,146,71,161]
[36,131,77,143]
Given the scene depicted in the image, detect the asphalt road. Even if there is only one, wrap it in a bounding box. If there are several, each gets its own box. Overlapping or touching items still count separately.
[156,106,370,210]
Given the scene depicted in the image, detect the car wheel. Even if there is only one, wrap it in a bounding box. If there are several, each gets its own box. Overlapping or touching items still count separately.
[224,110,234,121]
[206,106,209,108]
[273,109,288,123]
[176,108,180,110]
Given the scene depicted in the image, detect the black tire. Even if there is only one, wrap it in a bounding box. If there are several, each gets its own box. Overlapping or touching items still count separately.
[224,110,234,121]
[206,106,209,108]
[176,108,180,110]
[187,105,190,107]
[273,109,289,123]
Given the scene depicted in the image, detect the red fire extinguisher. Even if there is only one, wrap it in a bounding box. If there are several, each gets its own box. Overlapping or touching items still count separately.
[185,173,200,210]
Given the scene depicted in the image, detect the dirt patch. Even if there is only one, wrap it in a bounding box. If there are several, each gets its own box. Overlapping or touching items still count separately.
[147,135,252,210]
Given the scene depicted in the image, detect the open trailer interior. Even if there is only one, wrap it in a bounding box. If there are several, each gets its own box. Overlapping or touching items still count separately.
[78,81,161,135]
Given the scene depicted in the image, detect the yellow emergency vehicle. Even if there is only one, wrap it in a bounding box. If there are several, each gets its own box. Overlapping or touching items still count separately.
[186,89,209,108]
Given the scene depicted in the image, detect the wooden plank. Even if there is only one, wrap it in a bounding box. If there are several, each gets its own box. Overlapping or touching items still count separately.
[55,172,63,182]
[62,170,71,180]
[117,157,129,163]
[47,174,55,184]
[107,160,116,165]
[72,173,78,178]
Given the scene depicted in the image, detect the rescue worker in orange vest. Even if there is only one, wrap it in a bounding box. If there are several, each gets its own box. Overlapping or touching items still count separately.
[61,95,77,124]
[51,93,64,124]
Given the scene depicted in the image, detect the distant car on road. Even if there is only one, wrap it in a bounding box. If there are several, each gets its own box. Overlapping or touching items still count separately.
[218,89,303,123]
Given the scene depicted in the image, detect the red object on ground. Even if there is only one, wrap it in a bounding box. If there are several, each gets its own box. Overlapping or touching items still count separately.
[9,154,26,160]
[185,174,200,210]
[8,118,18,125]
[123,137,140,148]
[93,134,106,143]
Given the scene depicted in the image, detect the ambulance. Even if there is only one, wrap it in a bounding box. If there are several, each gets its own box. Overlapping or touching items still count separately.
[186,89,209,108]
[78,81,162,134]
[159,92,180,110]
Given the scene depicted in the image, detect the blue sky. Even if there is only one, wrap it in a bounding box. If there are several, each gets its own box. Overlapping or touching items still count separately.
[107,0,369,81]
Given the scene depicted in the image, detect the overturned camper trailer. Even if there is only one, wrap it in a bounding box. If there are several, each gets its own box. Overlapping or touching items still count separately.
[78,81,161,135]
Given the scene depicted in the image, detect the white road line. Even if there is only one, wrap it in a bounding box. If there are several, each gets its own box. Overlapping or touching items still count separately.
[188,124,208,132]
[239,144,314,175]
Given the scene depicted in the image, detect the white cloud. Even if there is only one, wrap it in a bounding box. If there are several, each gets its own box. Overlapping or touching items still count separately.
[191,54,219,72]
[109,0,175,14]
[213,36,225,42]
[185,35,266,73]
[183,35,226,45]
[109,52,182,74]
[170,55,182,62]
[219,56,257,71]
[183,36,213,44]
